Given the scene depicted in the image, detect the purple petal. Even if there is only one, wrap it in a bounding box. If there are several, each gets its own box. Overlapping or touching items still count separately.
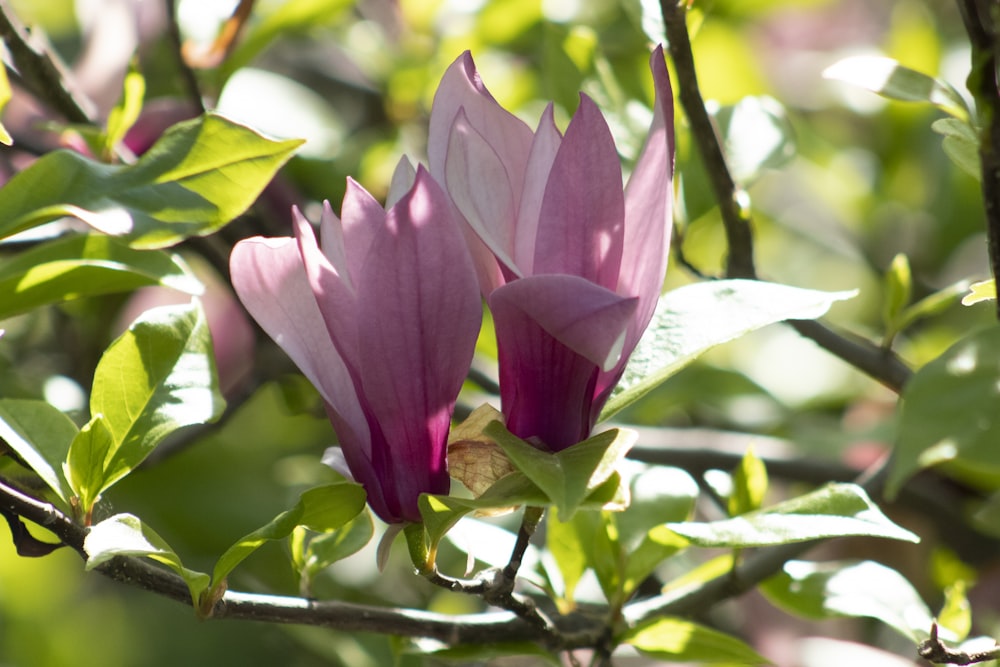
[489,275,637,372]
[533,95,625,289]
[513,104,562,274]
[445,109,521,277]
[355,167,482,519]
[339,178,386,289]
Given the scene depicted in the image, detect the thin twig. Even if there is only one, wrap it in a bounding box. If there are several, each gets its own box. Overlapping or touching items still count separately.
[660,0,755,279]
[0,0,95,123]
[919,622,1000,665]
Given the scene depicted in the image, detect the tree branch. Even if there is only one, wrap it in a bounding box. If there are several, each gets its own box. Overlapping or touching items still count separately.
[956,0,1000,321]
[0,0,96,123]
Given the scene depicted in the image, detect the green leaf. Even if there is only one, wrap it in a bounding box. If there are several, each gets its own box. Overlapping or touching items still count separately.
[882,253,912,344]
[962,279,995,306]
[729,446,768,516]
[892,279,971,335]
[601,280,856,420]
[211,482,366,586]
[939,581,972,643]
[621,617,768,664]
[546,506,592,603]
[823,56,972,121]
[65,303,225,513]
[485,423,635,519]
[668,483,918,547]
[0,399,78,503]
[762,560,942,643]
[621,525,689,599]
[932,118,980,180]
[889,326,1000,496]
[104,61,145,159]
[64,414,116,516]
[715,95,795,184]
[0,113,302,247]
[0,234,201,319]
[84,513,211,607]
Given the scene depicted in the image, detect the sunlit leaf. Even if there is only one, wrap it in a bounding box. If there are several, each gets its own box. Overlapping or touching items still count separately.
[962,279,995,306]
[602,280,856,420]
[84,513,211,606]
[0,399,78,504]
[668,483,918,547]
[0,114,302,247]
[892,279,970,334]
[64,303,225,514]
[0,234,202,320]
[762,559,942,643]
[621,617,768,664]
[729,446,768,516]
[882,253,912,344]
[823,56,971,121]
[104,61,145,159]
[888,326,1000,496]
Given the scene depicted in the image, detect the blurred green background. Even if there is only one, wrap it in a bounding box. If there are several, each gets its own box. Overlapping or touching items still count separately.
[0,0,990,664]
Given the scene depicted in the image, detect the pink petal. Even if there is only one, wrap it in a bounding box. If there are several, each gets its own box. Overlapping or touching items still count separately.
[489,274,638,372]
[533,95,625,289]
[339,178,386,288]
[513,104,562,274]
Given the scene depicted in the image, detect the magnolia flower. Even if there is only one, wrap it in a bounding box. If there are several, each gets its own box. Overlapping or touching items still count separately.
[230,163,482,523]
[429,47,674,451]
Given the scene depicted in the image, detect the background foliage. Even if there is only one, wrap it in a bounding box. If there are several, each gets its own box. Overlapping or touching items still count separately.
[0,0,996,665]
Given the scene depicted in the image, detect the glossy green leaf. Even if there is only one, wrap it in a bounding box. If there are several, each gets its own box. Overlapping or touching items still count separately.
[621,617,768,664]
[762,560,944,643]
[84,513,211,607]
[0,399,78,503]
[888,326,1000,496]
[715,95,795,184]
[601,280,856,421]
[297,510,374,585]
[0,113,302,247]
[621,525,689,598]
[546,506,591,603]
[823,56,972,121]
[932,118,980,180]
[729,446,768,516]
[485,423,635,519]
[0,234,201,319]
[668,483,918,547]
[615,466,698,549]
[212,482,366,586]
[893,279,970,334]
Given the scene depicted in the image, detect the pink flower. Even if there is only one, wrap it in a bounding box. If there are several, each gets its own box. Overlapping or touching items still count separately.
[230,163,482,523]
[429,47,675,451]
